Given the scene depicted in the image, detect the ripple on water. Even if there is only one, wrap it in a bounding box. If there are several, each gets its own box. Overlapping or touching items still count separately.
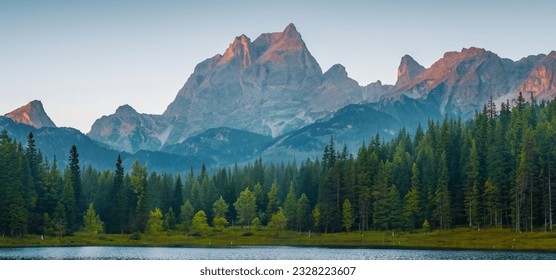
[0,246,555,260]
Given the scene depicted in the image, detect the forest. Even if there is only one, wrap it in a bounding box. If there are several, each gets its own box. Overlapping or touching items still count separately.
[1,93,555,238]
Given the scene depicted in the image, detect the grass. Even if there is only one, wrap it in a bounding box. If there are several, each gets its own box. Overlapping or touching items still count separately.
[2,227,556,251]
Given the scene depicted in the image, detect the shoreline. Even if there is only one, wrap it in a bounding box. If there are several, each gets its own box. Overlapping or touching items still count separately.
[2,227,556,252]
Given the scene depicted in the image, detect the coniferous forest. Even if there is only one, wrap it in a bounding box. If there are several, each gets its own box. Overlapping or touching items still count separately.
[2,93,556,237]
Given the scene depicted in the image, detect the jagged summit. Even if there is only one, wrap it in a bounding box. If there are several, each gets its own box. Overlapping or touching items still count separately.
[87,24,556,157]
[282,23,300,37]
[324,64,349,81]
[395,55,425,88]
[5,100,56,128]
[160,23,325,141]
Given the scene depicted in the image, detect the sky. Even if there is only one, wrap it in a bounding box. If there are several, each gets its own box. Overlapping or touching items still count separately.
[1,0,556,133]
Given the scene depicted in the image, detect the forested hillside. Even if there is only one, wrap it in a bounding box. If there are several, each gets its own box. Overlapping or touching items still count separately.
[1,93,555,237]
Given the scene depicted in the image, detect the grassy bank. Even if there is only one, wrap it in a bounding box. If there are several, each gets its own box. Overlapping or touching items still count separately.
[2,227,556,251]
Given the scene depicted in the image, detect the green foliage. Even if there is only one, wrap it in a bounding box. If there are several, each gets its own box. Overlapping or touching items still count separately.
[342,199,354,232]
[131,161,149,233]
[191,210,210,236]
[83,203,104,234]
[266,180,280,218]
[163,207,176,231]
[5,96,556,240]
[422,219,431,232]
[129,232,141,240]
[312,204,321,229]
[283,182,297,229]
[213,216,228,232]
[234,188,257,227]
[146,208,163,235]
[251,217,261,229]
[213,196,229,219]
[296,193,311,231]
[267,209,287,236]
[180,200,194,234]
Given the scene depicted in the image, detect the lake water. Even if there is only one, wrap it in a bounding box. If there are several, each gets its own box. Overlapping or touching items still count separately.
[0,246,555,260]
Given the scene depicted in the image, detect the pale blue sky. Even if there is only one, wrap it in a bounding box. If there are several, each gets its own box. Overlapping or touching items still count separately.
[1,0,555,132]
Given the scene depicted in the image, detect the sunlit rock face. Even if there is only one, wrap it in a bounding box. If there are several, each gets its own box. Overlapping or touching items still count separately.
[164,23,327,143]
[5,100,56,129]
[395,55,425,89]
[87,24,556,159]
[518,51,556,101]
[383,47,549,118]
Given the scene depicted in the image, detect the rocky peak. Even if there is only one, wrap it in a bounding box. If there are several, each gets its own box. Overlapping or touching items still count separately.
[395,55,425,88]
[282,23,300,38]
[5,100,56,128]
[115,104,138,115]
[324,64,348,81]
[220,34,253,66]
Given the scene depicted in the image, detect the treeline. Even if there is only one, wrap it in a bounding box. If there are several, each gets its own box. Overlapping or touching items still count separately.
[1,93,556,237]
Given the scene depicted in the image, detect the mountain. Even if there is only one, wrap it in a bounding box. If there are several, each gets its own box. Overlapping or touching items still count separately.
[0,115,212,173]
[5,100,56,128]
[384,47,549,118]
[88,105,168,153]
[163,127,272,166]
[163,23,333,142]
[262,103,402,162]
[89,24,384,153]
[83,24,556,167]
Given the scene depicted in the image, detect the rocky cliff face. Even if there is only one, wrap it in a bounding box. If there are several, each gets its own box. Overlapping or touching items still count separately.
[384,47,548,118]
[87,24,556,157]
[162,23,328,143]
[90,24,378,152]
[395,55,425,89]
[88,105,169,153]
[5,100,56,128]
[518,51,556,101]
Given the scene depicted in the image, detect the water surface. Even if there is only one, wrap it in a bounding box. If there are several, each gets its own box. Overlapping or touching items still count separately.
[1,246,555,260]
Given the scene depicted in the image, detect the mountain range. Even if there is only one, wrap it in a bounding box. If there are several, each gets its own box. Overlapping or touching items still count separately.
[3,23,556,171]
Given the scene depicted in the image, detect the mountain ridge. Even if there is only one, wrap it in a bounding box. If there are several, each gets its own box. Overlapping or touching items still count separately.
[6,24,556,170]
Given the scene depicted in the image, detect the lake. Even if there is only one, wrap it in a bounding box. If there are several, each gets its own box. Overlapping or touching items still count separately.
[0,246,555,260]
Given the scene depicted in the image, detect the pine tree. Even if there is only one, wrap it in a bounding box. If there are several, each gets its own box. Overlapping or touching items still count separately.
[234,188,257,227]
[0,131,28,237]
[179,200,194,234]
[172,175,183,219]
[130,161,149,232]
[484,179,500,227]
[435,152,451,230]
[68,145,82,223]
[61,170,77,232]
[213,196,229,219]
[163,207,176,231]
[266,180,280,219]
[83,203,104,234]
[267,209,287,236]
[404,163,421,230]
[109,155,126,234]
[342,199,354,232]
[146,208,163,235]
[283,182,297,229]
[465,140,481,228]
[191,210,209,236]
[296,193,311,231]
